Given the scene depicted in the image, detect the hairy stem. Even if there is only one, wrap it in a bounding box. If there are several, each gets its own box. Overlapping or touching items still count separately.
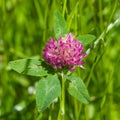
[57,72,65,120]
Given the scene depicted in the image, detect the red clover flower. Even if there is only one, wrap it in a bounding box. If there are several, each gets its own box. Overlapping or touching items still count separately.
[43,33,86,72]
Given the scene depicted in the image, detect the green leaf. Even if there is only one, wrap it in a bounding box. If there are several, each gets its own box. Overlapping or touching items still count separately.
[8,58,48,77]
[36,74,61,112]
[77,34,96,46]
[67,75,90,104]
[54,10,68,39]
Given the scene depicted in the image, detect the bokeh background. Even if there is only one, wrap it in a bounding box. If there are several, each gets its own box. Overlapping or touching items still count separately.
[0,0,120,120]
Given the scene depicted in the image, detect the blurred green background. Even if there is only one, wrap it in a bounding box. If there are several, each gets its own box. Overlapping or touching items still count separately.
[0,0,120,120]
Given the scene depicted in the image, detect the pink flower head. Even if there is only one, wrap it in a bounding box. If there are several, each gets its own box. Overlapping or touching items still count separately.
[43,33,86,72]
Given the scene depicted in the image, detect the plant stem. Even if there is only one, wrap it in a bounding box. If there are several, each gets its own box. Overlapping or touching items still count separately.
[62,0,67,17]
[57,72,65,120]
